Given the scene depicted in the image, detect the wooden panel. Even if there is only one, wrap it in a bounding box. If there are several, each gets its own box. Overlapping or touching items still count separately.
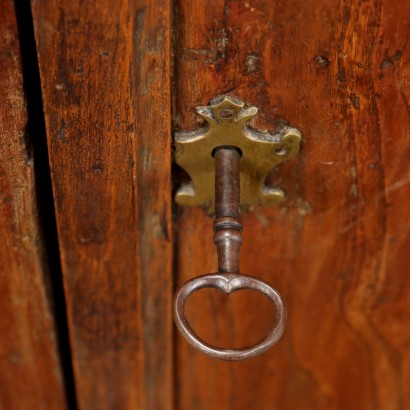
[31,0,173,408]
[0,0,67,408]
[174,0,410,409]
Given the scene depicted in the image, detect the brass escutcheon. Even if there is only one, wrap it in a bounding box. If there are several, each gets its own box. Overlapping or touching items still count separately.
[174,94,301,212]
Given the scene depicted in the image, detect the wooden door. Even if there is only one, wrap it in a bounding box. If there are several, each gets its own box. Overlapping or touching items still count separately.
[1,0,409,409]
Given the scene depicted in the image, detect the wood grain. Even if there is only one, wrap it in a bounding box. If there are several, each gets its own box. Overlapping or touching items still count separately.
[0,0,67,408]
[173,0,410,409]
[31,0,173,408]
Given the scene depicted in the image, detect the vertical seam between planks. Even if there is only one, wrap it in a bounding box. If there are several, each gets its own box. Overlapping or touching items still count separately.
[13,1,78,408]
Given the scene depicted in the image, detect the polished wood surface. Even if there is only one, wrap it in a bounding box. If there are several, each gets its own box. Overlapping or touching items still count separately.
[31,0,173,408]
[0,0,67,408]
[2,0,409,408]
[174,0,410,409]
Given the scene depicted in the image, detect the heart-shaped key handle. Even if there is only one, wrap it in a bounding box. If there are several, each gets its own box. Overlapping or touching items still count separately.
[174,144,287,360]
[174,273,286,360]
